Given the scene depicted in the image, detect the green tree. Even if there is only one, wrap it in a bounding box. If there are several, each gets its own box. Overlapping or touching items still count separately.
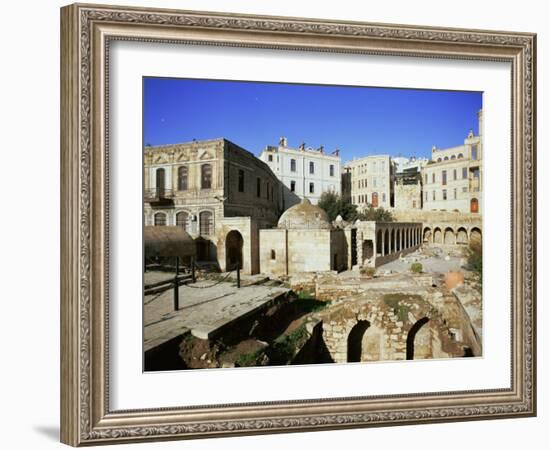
[317,192,395,223]
[354,205,395,222]
[317,191,358,221]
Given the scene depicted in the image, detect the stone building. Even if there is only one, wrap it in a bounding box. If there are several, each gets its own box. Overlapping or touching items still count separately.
[352,221,423,268]
[421,110,483,214]
[393,166,423,211]
[259,199,348,277]
[258,137,341,208]
[144,138,282,274]
[343,155,395,210]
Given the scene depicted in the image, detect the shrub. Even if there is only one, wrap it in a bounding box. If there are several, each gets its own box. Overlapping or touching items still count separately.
[410,262,423,273]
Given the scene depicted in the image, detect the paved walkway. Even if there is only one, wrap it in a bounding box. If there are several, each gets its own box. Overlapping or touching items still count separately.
[144,280,289,352]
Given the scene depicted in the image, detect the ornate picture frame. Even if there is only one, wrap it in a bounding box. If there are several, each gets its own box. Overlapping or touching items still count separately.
[60,3,536,446]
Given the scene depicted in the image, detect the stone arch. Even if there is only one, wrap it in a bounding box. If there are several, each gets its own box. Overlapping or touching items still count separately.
[225,230,244,270]
[433,227,443,244]
[362,240,374,261]
[347,320,371,362]
[406,317,430,360]
[175,210,190,231]
[456,227,468,244]
[390,229,395,254]
[384,229,390,255]
[444,227,455,245]
[470,227,482,248]
[423,227,432,243]
[154,211,167,226]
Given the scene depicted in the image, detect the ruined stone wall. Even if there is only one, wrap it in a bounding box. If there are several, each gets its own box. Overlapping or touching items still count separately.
[394,182,422,210]
[330,229,349,272]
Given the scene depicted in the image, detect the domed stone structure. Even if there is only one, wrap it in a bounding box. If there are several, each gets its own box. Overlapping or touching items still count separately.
[277,198,331,230]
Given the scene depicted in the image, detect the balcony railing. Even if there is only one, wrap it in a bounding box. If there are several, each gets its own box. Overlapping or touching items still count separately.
[144,188,175,203]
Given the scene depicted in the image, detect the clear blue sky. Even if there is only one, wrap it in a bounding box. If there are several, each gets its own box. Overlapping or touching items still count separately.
[143,77,482,161]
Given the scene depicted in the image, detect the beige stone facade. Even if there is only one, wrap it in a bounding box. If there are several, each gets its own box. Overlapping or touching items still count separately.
[144,138,282,274]
[259,199,348,277]
[344,155,394,209]
[394,180,422,211]
[421,110,483,214]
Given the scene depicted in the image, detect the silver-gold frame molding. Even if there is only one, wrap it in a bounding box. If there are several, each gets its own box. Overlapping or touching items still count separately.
[60,3,537,446]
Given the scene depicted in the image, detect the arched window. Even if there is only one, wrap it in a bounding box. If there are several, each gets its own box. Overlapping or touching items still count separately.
[444,156,449,161]
[457,153,464,159]
[154,212,166,226]
[176,211,189,230]
[437,158,442,162]
[451,155,456,160]
[177,166,188,191]
[199,211,213,235]
[201,164,212,189]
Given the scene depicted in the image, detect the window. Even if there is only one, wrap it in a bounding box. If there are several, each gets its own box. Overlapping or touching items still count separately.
[238,169,244,192]
[442,189,447,200]
[425,191,428,201]
[382,193,386,203]
[453,188,457,200]
[290,180,296,192]
[268,154,273,162]
[176,211,188,230]
[444,156,449,161]
[270,249,276,260]
[381,161,385,172]
[256,177,261,197]
[432,191,436,201]
[156,168,166,196]
[199,211,213,235]
[177,166,188,191]
[458,153,464,159]
[412,201,416,208]
[432,173,436,183]
[309,182,314,194]
[373,178,377,188]
[453,169,457,181]
[330,164,335,177]
[201,164,212,189]
[462,187,468,193]
[442,170,447,185]
[309,161,315,174]
[425,174,428,184]
[437,158,442,162]
[471,145,478,160]
[451,155,456,160]
[290,158,296,172]
[154,212,166,226]
[462,167,468,179]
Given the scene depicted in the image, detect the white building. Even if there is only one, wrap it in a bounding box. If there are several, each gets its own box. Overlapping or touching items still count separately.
[259,137,341,208]
[392,156,429,174]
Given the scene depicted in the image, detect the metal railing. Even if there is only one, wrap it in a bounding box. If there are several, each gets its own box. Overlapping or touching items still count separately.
[144,188,175,201]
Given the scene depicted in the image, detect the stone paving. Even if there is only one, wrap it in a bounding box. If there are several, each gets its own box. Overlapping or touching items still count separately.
[378,250,465,274]
[144,279,290,352]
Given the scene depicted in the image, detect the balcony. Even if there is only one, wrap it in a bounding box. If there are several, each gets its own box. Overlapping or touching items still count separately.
[144,188,175,206]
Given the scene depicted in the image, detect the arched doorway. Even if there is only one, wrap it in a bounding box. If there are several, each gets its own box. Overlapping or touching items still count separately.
[470,227,482,248]
[406,317,430,360]
[444,227,455,245]
[433,227,442,244]
[470,198,479,213]
[372,192,379,207]
[225,230,243,271]
[175,211,189,231]
[457,227,468,244]
[347,320,370,362]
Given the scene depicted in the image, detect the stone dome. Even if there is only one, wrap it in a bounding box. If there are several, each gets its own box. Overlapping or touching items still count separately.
[277,198,331,229]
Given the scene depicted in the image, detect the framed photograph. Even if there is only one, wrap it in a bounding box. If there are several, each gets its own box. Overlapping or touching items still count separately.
[60,3,536,446]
